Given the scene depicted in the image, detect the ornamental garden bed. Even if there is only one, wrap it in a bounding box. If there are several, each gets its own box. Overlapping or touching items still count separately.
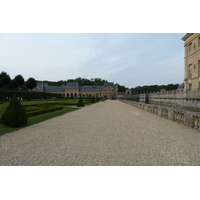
[23,104,64,117]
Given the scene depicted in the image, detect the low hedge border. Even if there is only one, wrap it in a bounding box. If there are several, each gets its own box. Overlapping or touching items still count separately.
[25,106,64,117]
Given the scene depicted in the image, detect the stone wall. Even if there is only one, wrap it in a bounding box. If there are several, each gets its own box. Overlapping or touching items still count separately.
[140,89,200,108]
[119,99,200,131]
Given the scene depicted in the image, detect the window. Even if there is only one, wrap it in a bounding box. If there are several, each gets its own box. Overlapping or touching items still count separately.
[189,64,192,79]
[189,84,192,90]
[189,43,192,53]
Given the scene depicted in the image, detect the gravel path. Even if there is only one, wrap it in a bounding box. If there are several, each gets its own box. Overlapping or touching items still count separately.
[1,100,200,166]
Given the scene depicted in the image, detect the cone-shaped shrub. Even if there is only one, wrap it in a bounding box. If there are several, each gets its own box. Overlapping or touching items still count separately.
[91,96,95,103]
[77,97,84,107]
[2,95,27,127]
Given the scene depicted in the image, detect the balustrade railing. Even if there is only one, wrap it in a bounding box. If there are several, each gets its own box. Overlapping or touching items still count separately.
[173,111,185,124]
[119,99,200,131]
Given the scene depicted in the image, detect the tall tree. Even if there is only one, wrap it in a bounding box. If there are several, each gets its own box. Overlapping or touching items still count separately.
[25,77,37,90]
[13,74,25,89]
[0,71,11,89]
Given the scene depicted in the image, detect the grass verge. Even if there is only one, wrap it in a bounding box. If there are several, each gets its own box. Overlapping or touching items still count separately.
[0,107,79,136]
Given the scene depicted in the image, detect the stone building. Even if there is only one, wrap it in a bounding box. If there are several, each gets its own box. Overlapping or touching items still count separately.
[182,33,200,90]
[33,81,118,99]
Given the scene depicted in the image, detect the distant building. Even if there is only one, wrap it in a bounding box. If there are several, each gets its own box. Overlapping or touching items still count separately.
[33,81,118,99]
[182,33,200,90]
[32,81,44,92]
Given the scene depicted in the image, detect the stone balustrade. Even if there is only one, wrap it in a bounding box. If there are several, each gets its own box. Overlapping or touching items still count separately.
[119,99,200,131]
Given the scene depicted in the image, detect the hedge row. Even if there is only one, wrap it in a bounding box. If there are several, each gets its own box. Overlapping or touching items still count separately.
[0,90,63,101]
[24,105,64,117]
[0,104,64,125]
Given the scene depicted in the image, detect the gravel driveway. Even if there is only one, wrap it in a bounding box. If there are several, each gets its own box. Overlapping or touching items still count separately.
[1,100,200,166]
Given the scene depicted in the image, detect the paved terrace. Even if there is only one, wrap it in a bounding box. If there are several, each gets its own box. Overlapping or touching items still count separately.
[1,100,200,166]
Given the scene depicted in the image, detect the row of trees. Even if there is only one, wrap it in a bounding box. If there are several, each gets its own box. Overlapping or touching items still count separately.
[0,71,37,91]
[130,84,179,93]
[44,77,108,87]
[0,72,128,92]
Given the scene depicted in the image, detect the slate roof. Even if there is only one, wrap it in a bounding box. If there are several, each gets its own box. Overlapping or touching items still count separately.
[37,81,116,93]
[66,82,79,89]
[102,82,115,89]
[44,85,66,93]
[79,86,103,92]
[35,82,44,90]
[177,83,184,90]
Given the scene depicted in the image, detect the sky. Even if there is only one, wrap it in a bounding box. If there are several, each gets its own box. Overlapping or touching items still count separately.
[0,33,185,88]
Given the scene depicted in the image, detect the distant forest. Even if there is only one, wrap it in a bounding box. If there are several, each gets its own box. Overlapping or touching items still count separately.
[130,84,180,93]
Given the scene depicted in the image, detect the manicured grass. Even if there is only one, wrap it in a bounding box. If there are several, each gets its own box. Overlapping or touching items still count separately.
[0,99,91,117]
[0,106,79,135]
[0,98,98,135]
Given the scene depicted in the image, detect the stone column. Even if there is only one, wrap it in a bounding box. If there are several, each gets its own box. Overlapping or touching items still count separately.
[184,44,189,90]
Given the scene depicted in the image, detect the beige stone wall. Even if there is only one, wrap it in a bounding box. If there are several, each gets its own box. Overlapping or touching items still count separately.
[183,33,200,90]
[79,92,102,97]
[65,89,79,98]
[102,86,116,98]
[140,89,200,108]
[120,99,200,131]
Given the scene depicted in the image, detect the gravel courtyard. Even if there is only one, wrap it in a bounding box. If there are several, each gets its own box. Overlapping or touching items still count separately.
[1,100,200,166]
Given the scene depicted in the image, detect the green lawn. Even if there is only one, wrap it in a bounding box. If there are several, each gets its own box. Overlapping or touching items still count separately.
[0,98,93,135]
[0,99,90,115]
[0,106,79,135]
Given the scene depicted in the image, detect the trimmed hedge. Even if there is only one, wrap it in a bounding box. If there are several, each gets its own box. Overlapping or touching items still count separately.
[0,90,62,101]
[2,95,28,127]
[22,103,64,117]
[25,106,64,117]
[77,98,84,107]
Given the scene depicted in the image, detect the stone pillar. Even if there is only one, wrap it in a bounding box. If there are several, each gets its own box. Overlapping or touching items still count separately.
[184,44,189,90]
[115,84,118,99]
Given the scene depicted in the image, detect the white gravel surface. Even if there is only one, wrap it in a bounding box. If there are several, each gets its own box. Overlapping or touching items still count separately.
[1,100,200,166]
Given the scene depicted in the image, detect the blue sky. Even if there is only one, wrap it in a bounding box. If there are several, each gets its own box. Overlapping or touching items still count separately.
[0,33,185,88]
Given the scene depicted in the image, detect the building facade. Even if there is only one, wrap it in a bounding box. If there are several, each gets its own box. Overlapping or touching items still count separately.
[182,33,200,90]
[33,81,118,99]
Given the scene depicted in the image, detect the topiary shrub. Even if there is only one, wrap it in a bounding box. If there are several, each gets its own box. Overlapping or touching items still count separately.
[77,98,84,107]
[91,96,95,103]
[2,95,27,127]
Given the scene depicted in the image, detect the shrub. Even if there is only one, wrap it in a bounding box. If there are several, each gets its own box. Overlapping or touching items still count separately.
[91,97,95,103]
[2,95,27,127]
[77,98,84,107]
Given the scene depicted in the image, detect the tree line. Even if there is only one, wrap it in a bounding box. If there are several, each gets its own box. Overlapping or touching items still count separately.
[0,71,37,91]
[0,71,179,94]
[44,77,107,87]
[130,84,180,93]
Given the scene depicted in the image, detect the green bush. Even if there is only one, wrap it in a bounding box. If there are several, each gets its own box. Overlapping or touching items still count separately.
[91,97,95,103]
[0,90,63,101]
[2,95,28,127]
[77,98,84,107]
